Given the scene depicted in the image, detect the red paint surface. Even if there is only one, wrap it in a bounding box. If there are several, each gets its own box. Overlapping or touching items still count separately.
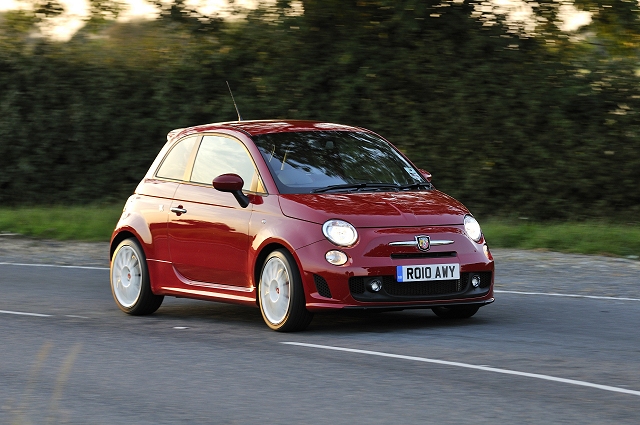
[278,191,469,227]
[111,120,495,313]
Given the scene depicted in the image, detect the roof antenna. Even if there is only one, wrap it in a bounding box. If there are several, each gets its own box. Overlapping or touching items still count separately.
[226,81,242,122]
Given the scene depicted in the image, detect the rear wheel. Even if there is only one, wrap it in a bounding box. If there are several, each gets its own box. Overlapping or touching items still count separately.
[432,305,480,319]
[258,249,313,332]
[110,238,163,315]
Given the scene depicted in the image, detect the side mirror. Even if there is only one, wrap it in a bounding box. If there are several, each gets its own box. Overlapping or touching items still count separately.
[213,173,250,208]
[418,169,432,182]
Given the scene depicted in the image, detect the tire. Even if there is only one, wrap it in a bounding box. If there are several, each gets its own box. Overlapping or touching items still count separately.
[432,305,480,319]
[110,238,164,315]
[258,249,313,332]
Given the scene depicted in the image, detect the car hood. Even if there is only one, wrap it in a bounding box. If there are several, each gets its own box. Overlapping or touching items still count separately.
[278,191,469,227]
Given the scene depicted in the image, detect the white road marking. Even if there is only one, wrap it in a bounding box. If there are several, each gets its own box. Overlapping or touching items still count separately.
[1,263,636,301]
[282,342,640,397]
[495,289,640,302]
[0,309,51,317]
[0,262,108,270]
[65,315,90,319]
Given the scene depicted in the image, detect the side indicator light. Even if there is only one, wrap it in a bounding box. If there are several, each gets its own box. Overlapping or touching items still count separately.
[325,250,348,266]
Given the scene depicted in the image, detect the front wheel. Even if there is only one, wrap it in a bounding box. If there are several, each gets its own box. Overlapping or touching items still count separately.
[258,249,313,332]
[110,238,163,315]
[432,305,480,319]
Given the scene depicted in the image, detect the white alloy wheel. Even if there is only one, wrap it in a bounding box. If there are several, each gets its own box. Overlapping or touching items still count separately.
[111,244,143,308]
[260,256,291,325]
[258,249,313,332]
[110,238,163,315]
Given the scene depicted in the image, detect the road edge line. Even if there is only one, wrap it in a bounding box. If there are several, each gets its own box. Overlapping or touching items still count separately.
[282,342,640,397]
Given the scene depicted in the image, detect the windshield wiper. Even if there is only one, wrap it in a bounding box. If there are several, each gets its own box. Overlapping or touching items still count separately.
[398,182,433,191]
[312,181,432,193]
[311,183,401,193]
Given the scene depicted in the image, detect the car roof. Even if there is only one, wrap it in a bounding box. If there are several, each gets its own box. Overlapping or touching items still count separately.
[168,120,371,143]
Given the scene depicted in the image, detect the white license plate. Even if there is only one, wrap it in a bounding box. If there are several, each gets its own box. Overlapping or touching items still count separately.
[396,263,460,282]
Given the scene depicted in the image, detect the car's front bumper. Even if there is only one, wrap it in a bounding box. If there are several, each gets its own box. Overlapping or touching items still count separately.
[294,225,495,311]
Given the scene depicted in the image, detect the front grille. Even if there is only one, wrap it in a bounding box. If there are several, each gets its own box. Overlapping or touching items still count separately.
[391,251,456,260]
[348,271,492,302]
[349,275,463,297]
[383,276,461,296]
[477,271,492,288]
[349,278,366,294]
[313,274,332,298]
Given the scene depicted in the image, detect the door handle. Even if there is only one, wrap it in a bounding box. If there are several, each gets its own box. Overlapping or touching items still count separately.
[170,206,187,215]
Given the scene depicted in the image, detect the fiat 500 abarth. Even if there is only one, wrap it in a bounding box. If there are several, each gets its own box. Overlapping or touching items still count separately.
[110,120,494,331]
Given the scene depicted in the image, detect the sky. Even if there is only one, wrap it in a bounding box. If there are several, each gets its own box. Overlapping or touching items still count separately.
[0,0,261,40]
[0,0,592,42]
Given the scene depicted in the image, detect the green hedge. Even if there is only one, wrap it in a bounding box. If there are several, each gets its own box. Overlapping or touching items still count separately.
[0,1,639,220]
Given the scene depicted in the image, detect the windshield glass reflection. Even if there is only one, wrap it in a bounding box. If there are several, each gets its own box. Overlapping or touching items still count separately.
[252,131,425,194]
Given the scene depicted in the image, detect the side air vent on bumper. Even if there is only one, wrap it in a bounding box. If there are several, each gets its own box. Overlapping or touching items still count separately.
[313,274,332,298]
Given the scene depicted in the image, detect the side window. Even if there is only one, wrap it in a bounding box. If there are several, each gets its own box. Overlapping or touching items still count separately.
[156,136,197,180]
[190,135,260,191]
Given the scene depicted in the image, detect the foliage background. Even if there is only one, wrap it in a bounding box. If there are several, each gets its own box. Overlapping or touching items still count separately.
[1,0,639,221]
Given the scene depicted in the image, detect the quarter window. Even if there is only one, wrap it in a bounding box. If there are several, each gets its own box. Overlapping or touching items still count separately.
[156,136,197,181]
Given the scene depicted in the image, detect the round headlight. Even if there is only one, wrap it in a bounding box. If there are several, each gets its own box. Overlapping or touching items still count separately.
[464,215,482,243]
[322,219,358,247]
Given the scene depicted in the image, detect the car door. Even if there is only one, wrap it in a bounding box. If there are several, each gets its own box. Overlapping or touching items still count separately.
[167,134,264,288]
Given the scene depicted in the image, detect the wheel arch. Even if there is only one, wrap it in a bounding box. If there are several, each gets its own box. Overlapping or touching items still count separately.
[110,230,164,315]
[253,241,314,331]
[110,230,140,260]
[253,242,300,305]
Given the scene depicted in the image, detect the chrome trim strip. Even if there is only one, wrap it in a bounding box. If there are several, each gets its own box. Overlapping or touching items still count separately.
[431,240,455,246]
[161,287,254,302]
[186,281,254,293]
[389,240,454,247]
[171,264,254,292]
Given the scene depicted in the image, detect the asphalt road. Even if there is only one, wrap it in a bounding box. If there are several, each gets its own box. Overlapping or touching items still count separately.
[1,251,639,424]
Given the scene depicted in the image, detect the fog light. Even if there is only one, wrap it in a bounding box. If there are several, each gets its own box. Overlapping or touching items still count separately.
[367,278,383,292]
[325,250,348,266]
[471,274,481,288]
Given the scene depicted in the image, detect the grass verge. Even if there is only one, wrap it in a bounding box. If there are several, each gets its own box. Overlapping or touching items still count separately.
[482,220,640,259]
[0,207,638,259]
[0,205,123,241]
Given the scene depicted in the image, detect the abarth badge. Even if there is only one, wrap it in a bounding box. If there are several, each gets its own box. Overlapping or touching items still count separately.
[415,235,430,252]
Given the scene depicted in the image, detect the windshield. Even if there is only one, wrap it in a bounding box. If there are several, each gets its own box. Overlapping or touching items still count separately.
[252,131,428,194]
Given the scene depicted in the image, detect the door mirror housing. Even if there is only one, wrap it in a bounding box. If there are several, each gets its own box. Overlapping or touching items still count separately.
[418,169,432,182]
[213,173,250,208]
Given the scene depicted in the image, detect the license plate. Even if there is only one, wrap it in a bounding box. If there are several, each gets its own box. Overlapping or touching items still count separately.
[396,263,460,282]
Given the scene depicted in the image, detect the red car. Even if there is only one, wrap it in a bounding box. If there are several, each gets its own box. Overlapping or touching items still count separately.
[110,120,494,331]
